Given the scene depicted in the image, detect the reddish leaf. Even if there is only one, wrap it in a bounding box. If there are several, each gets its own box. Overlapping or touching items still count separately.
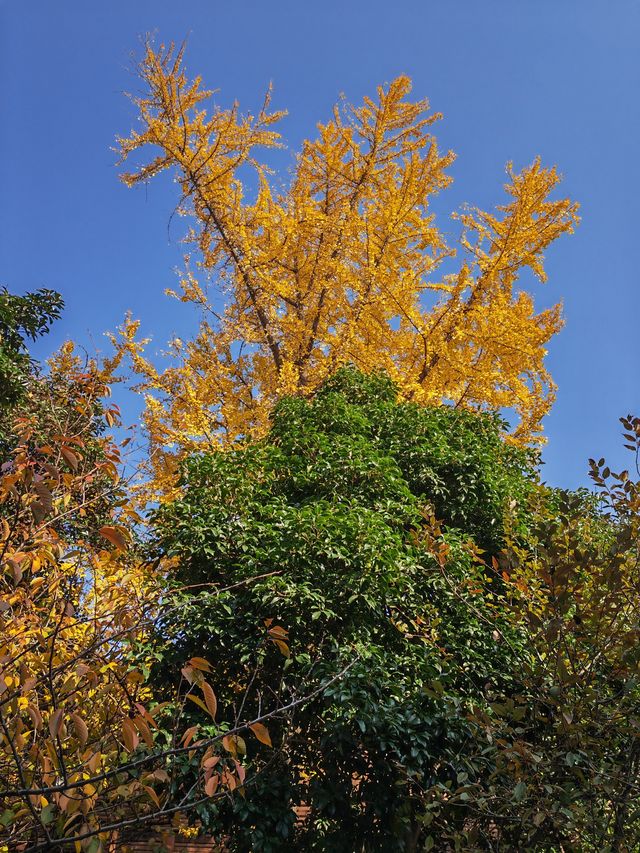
[60,447,79,471]
[133,715,154,748]
[135,702,159,730]
[181,725,199,747]
[204,774,219,796]
[222,769,238,791]
[122,717,139,752]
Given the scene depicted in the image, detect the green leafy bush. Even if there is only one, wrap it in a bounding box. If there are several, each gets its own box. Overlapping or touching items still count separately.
[151,368,535,850]
[0,287,63,408]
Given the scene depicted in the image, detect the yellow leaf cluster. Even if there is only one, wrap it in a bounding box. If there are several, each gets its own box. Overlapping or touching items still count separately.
[115,42,579,494]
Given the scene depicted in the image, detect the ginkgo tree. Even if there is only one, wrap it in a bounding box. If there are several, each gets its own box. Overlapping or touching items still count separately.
[115,41,578,490]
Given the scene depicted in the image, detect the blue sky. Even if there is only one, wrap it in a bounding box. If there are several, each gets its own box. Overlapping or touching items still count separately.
[1,0,638,488]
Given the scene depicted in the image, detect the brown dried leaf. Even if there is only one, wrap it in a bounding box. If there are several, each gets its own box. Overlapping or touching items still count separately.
[33,481,53,514]
[181,724,198,747]
[27,705,43,730]
[186,694,210,716]
[202,755,220,773]
[143,784,160,807]
[272,639,290,658]
[233,759,246,784]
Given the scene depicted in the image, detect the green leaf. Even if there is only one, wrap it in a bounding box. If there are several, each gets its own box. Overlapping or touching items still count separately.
[0,809,15,827]
[513,780,527,802]
[40,804,56,826]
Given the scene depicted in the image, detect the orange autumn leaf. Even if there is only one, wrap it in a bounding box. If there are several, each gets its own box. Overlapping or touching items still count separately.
[202,681,218,721]
[249,722,272,748]
[99,525,127,551]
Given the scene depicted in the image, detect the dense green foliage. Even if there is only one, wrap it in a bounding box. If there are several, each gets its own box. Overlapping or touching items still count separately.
[151,369,540,850]
[0,287,63,408]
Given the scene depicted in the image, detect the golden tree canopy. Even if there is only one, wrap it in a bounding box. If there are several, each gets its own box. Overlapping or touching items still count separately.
[115,42,578,489]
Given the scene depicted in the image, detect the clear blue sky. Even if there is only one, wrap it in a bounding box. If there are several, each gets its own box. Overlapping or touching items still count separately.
[1,1,638,488]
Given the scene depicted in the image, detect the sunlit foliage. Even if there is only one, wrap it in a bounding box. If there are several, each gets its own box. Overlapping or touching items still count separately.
[114,43,578,492]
